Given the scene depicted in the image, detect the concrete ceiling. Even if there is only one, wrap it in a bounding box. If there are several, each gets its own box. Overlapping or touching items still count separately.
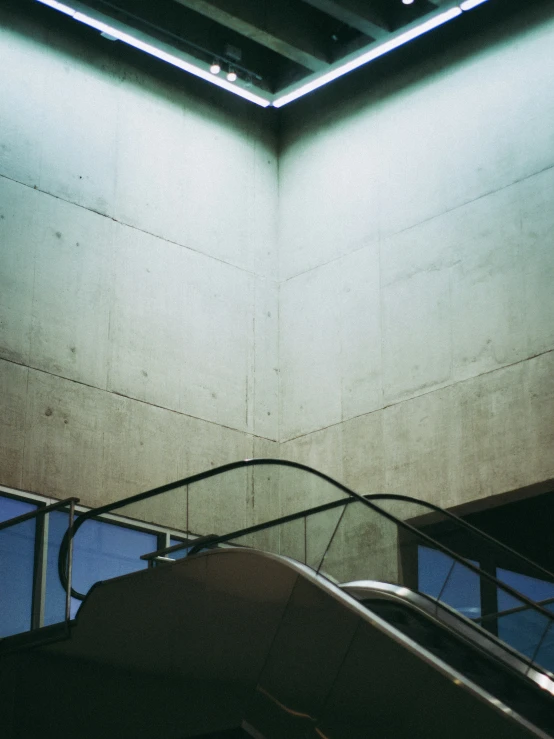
[60,0,466,103]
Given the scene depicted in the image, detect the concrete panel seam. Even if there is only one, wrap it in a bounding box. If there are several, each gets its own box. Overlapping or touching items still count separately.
[1,357,279,443]
[278,160,554,283]
[279,233,380,284]
[18,365,30,490]
[279,347,554,443]
[382,161,554,244]
[0,173,276,280]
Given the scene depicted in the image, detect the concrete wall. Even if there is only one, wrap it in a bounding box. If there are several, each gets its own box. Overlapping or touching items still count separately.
[278,3,554,511]
[1,1,553,545]
[0,5,279,511]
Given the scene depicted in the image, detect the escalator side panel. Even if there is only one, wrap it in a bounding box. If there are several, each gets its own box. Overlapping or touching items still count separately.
[363,599,554,734]
[0,549,549,739]
[245,575,359,738]
[316,620,544,739]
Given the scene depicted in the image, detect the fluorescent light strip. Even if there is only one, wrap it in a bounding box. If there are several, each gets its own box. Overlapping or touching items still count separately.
[37,0,488,109]
[36,0,271,107]
[37,0,75,14]
[460,0,489,10]
[273,7,462,108]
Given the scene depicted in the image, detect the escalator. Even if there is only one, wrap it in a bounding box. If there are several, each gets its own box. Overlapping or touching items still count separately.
[0,459,553,738]
[344,581,554,736]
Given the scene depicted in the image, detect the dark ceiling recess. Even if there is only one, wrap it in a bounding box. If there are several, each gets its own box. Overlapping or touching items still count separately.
[63,0,410,92]
[29,0,552,106]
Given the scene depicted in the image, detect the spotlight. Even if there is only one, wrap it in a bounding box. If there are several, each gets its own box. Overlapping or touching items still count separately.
[402,0,415,4]
[34,0,272,106]
[210,62,221,75]
[227,69,237,82]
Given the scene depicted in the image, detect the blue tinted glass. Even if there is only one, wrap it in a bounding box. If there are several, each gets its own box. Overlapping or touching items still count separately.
[170,537,190,559]
[496,568,554,670]
[497,568,554,611]
[0,516,37,637]
[418,545,481,618]
[418,545,452,599]
[534,622,554,673]
[72,519,158,594]
[0,495,37,523]
[44,510,81,624]
[440,561,481,618]
[497,608,551,665]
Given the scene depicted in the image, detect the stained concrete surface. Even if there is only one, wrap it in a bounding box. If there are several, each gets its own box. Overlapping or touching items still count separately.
[0,0,553,529]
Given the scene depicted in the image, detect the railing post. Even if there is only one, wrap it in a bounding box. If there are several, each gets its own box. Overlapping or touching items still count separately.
[31,507,48,630]
[65,500,76,623]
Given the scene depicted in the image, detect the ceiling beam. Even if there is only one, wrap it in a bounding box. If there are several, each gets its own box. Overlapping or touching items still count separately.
[301,0,389,39]
[172,0,331,71]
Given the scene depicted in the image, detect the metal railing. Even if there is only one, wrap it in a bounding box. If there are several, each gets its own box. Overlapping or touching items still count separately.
[58,459,554,593]
[0,497,78,642]
[54,459,554,679]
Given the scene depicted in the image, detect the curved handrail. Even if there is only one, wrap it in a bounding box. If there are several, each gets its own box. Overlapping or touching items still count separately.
[57,459,554,638]
[58,459,554,594]
[58,458,367,598]
[130,489,554,631]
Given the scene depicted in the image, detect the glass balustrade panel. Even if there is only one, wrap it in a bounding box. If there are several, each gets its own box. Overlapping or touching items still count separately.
[316,500,402,585]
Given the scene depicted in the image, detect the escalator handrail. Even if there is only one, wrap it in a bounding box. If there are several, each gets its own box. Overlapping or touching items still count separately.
[57,458,554,634]
[57,458,554,581]
[60,488,354,599]
[135,486,554,635]
[476,596,554,625]
[342,580,554,689]
[364,493,554,582]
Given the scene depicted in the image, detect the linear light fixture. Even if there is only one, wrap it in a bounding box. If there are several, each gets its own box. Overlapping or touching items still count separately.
[460,0,489,9]
[36,0,490,108]
[273,6,463,108]
[38,0,75,14]
[35,0,271,107]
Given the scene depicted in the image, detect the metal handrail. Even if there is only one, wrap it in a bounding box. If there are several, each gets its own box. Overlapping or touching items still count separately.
[56,458,554,583]
[1,496,79,631]
[0,497,79,531]
[58,458,368,599]
[134,491,554,630]
[476,596,554,625]
[143,491,554,585]
[56,459,554,636]
[365,493,554,582]
[139,496,352,562]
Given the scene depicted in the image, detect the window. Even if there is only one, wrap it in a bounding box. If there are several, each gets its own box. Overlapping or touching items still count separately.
[72,518,158,594]
[0,496,38,637]
[411,490,554,671]
[0,496,37,523]
[169,537,191,559]
[0,489,188,639]
[417,545,481,618]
